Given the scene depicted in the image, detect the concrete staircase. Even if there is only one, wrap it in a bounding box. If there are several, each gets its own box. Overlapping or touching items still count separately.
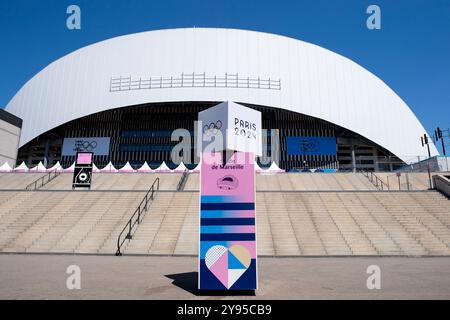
[0,173,46,190]
[123,192,199,254]
[121,190,450,256]
[41,173,182,190]
[184,172,378,191]
[0,191,145,253]
[370,172,450,191]
[0,187,449,256]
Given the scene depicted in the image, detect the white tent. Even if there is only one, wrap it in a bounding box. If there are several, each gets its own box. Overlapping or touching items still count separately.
[0,162,13,172]
[266,162,285,173]
[118,162,135,173]
[189,161,201,173]
[173,162,188,172]
[100,161,119,173]
[63,162,75,172]
[14,162,29,172]
[34,161,47,172]
[154,161,172,172]
[254,161,264,173]
[92,163,101,173]
[136,161,153,173]
[46,161,63,172]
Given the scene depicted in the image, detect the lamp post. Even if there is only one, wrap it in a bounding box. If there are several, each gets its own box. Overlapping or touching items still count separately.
[421,133,433,188]
[421,133,432,158]
[435,127,449,171]
[434,127,447,156]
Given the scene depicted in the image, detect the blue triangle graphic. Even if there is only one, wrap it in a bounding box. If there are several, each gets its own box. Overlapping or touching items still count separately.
[228,251,246,269]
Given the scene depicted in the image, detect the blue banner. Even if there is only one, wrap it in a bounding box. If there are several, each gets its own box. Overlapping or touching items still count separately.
[286,136,336,156]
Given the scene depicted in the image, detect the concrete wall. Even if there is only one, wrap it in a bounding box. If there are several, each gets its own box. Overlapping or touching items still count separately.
[433,174,450,198]
[401,156,450,173]
[0,109,22,166]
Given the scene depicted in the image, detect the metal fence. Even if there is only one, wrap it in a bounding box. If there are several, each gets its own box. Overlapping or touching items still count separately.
[110,73,281,92]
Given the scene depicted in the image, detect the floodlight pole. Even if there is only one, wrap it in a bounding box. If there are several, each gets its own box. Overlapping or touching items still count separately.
[435,127,449,171]
[421,134,432,158]
[435,127,447,156]
[421,133,433,188]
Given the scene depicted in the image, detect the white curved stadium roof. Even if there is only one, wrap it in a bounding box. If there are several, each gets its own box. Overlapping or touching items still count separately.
[5,28,438,160]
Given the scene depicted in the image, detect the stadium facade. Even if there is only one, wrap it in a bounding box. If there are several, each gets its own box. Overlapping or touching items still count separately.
[4,28,438,171]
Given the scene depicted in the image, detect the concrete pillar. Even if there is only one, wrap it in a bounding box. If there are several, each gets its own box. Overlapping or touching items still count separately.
[43,139,50,168]
[351,145,356,173]
[27,151,32,167]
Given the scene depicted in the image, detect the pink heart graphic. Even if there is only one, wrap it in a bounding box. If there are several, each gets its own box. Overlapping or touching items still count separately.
[205,244,251,289]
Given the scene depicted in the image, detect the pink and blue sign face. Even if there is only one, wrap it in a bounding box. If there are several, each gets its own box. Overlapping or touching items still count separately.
[199,152,257,290]
[76,152,93,165]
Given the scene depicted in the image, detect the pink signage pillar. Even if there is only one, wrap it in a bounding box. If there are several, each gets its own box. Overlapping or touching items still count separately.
[198,151,257,290]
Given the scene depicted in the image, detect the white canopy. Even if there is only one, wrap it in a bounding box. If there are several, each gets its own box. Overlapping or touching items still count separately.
[118,161,135,173]
[190,162,200,172]
[14,161,29,172]
[154,161,172,172]
[173,162,188,172]
[100,161,118,173]
[136,161,153,173]
[0,162,13,172]
[46,161,63,172]
[63,162,75,172]
[266,162,285,173]
[92,163,101,173]
[29,161,47,172]
[254,161,264,173]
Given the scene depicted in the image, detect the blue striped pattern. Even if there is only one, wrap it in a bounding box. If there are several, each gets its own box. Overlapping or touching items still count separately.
[201,202,255,210]
[200,233,255,241]
[201,218,255,225]
[200,194,256,242]
[200,210,254,218]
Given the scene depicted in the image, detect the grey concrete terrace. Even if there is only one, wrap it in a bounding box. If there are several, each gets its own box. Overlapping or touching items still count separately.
[1,254,449,299]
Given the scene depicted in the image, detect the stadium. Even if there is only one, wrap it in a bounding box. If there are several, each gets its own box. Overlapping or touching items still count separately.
[4,28,439,171]
[1,28,450,299]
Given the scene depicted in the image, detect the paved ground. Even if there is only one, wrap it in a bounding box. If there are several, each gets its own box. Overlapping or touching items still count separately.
[0,254,449,299]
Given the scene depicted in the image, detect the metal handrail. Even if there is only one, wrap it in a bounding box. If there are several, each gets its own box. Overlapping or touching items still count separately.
[386,172,412,191]
[359,170,389,191]
[176,169,189,191]
[116,177,160,256]
[25,169,61,190]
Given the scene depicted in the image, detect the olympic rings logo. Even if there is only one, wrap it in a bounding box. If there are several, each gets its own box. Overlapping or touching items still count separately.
[203,120,222,137]
[74,140,98,151]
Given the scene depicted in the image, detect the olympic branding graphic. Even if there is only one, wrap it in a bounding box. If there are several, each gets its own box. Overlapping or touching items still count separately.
[299,138,320,153]
[203,120,222,137]
[73,140,98,152]
[63,137,110,156]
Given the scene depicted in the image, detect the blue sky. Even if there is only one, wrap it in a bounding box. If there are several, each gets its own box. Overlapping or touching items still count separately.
[1,0,449,153]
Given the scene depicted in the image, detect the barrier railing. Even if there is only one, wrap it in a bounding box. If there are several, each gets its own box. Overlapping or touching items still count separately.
[110,73,281,92]
[25,169,61,190]
[359,170,389,191]
[116,177,160,256]
[177,170,189,191]
[386,173,412,191]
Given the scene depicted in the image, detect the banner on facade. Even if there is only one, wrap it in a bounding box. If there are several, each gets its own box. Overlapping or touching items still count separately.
[286,136,337,156]
[62,137,110,156]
